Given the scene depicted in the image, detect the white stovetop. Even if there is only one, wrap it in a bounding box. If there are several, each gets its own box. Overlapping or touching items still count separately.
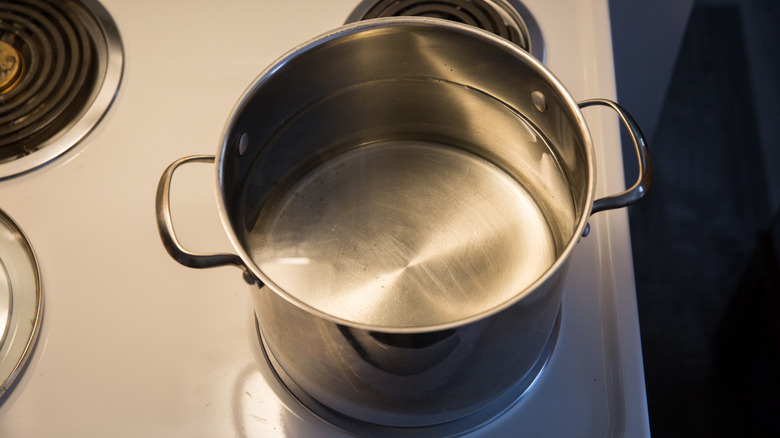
[0,1,649,436]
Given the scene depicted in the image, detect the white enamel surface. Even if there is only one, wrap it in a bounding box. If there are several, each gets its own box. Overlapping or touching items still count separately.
[0,0,649,436]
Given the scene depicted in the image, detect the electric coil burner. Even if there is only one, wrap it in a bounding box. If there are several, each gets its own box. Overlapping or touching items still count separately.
[346,0,544,60]
[0,0,122,179]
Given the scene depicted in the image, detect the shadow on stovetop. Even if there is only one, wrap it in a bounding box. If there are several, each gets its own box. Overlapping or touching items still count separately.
[624,0,780,436]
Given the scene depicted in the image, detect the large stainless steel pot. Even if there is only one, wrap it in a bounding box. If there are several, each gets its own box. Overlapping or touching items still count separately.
[155,18,650,429]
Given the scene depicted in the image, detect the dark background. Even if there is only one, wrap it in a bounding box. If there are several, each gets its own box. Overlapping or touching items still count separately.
[610,0,780,436]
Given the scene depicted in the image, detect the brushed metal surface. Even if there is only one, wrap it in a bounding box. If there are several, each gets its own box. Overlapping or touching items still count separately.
[247,141,557,328]
[219,19,594,332]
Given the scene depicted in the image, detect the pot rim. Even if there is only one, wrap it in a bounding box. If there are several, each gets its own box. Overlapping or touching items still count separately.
[215,17,596,334]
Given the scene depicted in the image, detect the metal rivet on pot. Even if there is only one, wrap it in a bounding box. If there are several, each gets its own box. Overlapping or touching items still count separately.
[238,132,249,156]
[531,91,547,112]
[242,268,259,286]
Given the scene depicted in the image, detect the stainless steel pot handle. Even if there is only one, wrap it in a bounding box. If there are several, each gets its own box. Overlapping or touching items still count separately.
[578,98,652,214]
[155,155,250,272]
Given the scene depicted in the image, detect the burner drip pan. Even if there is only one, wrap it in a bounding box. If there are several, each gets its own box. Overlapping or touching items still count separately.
[0,208,42,398]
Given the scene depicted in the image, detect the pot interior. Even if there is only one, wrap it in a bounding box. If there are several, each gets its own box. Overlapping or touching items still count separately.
[219,19,591,329]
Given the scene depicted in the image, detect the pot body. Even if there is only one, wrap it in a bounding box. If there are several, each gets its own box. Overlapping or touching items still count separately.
[214,18,597,427]
[252,263,567,426]
[155,16,649,429]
